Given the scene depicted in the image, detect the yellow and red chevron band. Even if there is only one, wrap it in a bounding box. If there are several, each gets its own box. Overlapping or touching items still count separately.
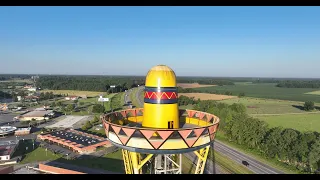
[144,86,178,104]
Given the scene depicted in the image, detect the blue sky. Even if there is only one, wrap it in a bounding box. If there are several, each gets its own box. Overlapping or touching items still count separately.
[1,6,320,77]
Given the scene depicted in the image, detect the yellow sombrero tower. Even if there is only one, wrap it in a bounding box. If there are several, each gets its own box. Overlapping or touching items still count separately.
[142,65,179,129]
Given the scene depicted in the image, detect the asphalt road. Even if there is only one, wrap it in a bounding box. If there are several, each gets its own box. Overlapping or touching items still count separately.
[130,86,284,174]
[214,141,283,174]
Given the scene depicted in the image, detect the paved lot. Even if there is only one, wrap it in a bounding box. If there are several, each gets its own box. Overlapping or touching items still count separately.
[0,114,16,126]
[40,141,78,159]
[47,116,91,129]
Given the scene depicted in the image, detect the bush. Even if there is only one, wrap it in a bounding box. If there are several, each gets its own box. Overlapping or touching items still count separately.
[92,104,105,113]
[304,101,315,111]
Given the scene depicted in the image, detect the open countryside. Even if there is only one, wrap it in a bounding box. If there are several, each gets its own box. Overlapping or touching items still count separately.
[305,90,320,95]
[177,83,216,89]
[41,90,106,97]
[179,93,236,101]
[193,83,320,103]
[254,113,320,132]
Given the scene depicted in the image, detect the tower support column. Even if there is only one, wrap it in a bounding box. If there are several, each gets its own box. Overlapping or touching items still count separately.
[194,145,210,174]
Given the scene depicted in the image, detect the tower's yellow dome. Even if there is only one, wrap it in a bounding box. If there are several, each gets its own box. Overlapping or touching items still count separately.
[145,65,176,88]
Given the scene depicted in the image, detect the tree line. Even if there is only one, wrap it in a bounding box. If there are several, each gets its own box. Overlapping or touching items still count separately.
[193,100,320,173]
[36,76,145,93]
[176,77,235,86]
[276,80,320,89]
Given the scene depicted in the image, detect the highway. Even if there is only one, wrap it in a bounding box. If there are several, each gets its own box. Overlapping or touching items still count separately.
[129,86,284,174]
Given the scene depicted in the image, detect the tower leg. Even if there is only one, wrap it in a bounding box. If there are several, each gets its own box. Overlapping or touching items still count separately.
[122,149,133,174]
[122,150,154,174]
[154,154,182,174]
[194,145,210,174]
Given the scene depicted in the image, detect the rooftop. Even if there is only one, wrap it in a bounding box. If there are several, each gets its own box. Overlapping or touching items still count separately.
[0,140,19,157]
[44,129,106,147]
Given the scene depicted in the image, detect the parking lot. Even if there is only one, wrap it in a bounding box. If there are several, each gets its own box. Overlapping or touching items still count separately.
[46,116,91,129]
[39,141,79,159]
[0,113,16,126]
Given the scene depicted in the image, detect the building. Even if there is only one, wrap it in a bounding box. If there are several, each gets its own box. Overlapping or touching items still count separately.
[0,140,19,162]
[37,129,111,154]
[17,109,55,121]
[27,88,37,92]
[65,96,79,101]
[24,96,39,102]
[14,127,31,136]
[0,104,8,111]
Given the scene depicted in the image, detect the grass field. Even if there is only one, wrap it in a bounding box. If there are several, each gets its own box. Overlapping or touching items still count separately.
[179,93,237,101]
[220,97,320,114]
[178,83,216,89]
[41,90,106,97]
[193,83,320,103]
[12,140,62,164]
[57,150,125,173]
[305,90,320,95]
[255,113,320,132]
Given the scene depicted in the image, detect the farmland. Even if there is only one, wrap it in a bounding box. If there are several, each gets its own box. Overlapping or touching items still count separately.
[41,90,106,97]
[256,113,320,132]
[179,93,236,101]
[305,90,320,95]
[177,83,216,89]
[193,83,320,103]
[220,97,320,115]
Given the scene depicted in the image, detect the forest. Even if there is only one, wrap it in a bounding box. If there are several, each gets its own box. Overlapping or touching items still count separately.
[193,100,320,173]
[35,76,236,92]
[276,80,320,88]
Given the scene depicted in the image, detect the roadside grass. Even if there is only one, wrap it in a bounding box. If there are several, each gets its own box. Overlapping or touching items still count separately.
[87,126,106,137]
[220,97,320,115]
[255,113,320,132]
[215,131,300,174]
[212,150,254,174]
[40,90,106,97]
[111,92,125,110]
[193,83,320,103]
[182,155,196,174]
[129,88,142,108]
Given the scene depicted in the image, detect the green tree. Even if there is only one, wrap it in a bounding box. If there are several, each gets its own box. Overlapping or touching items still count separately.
[304,101,315,111]
[56,101,63,107]
[81,120,93,131]
[51,102,56,107]
[13,95,18,102]
[66,104,74,114]
[238,92,245,98]
[79,102,85,106]
[92,104,105,113]
[308,139,320,172]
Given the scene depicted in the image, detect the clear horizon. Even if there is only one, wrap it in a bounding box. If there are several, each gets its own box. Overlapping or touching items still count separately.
[1,6,320,78]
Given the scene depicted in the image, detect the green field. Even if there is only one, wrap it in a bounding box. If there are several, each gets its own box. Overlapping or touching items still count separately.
[41,90,106,97]
[255,113,320,132]
[194,83,320,103]
[220,97,320,115]
[305,90,320,95]
[12,140,62,164]
[57,150,125,173]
